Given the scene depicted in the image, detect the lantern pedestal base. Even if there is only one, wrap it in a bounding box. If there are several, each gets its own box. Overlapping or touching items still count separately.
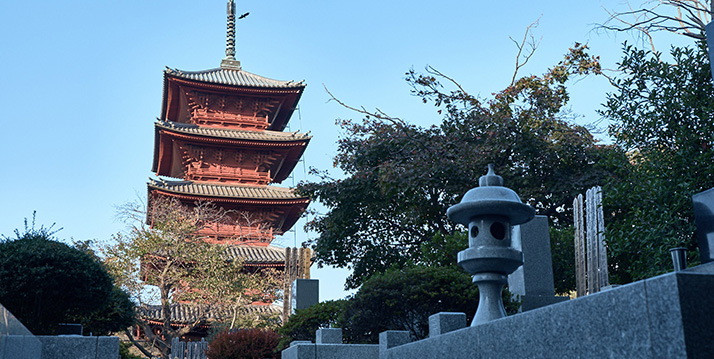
[471,272,508,326]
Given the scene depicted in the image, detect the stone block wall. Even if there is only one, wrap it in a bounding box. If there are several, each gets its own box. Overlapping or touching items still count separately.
[283,262,714,359]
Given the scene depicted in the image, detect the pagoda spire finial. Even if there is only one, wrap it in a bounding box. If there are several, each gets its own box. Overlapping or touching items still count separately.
[221,0,242,70]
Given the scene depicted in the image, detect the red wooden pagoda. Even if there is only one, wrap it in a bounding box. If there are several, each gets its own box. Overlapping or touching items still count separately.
[142,0,311,335]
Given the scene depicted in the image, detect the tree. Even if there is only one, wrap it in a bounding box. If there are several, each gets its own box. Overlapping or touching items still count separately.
[277,299,347,349]
[340,265,482,343]
[300,44,614,289]
[104,197,282,359]
[0,214,132,335]
[600,41,714,283]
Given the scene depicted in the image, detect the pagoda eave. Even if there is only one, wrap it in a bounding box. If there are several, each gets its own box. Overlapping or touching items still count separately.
[161,74,304,132]
[151,124,310,181]
[149,188,310,206]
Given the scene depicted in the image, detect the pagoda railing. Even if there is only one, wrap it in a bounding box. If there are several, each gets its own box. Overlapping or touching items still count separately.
[191,109,269,130]
[186,166,271,185]
[197,223,274,243]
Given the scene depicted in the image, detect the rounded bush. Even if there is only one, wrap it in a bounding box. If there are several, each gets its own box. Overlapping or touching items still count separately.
[206,328,281,359]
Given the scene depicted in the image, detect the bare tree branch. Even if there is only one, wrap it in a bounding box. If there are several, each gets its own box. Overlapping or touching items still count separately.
[602,0,712,51]
[324,84,406,127]
[510,15,543,86]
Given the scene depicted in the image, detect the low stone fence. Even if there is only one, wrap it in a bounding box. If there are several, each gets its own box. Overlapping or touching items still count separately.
[283,261,714,359]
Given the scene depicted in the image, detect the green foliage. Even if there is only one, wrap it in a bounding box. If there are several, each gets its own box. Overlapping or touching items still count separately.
[119,341,145,359]
[300,44,613,289]
[104,198,276,358]
[419,232,468,268]
[205,329,281,359]
[0,215,122,335]
[600,41,714,283]
[550,226,575,295]
[74,286,135,336]
[341,265,478,343]
[277,300,346,349]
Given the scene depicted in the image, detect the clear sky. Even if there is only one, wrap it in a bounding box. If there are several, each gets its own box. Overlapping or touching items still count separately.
[0,1,691,301]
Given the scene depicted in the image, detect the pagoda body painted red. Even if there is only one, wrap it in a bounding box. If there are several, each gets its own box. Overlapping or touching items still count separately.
[150,66,310,247]
[140,1,311,338]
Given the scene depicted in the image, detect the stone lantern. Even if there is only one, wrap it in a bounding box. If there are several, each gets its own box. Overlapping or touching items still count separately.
[447,164,535,326]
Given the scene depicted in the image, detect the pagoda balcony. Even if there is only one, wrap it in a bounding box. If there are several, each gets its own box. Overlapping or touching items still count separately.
[197,224,274,245]
[186,166,271,185]
[190,109,269,130]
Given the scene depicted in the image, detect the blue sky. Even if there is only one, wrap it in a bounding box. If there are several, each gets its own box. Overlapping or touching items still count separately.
[0,1,692,301]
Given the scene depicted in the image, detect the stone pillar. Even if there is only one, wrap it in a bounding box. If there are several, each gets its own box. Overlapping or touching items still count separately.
[379,330,410,357]
[428,312,466,337]
[316,328,342,344]
[507,216,568,311]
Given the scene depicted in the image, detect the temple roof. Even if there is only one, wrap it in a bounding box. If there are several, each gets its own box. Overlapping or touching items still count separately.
[165,67,305,89]
[155,120,311,142]
[139,303,281,325]
[226,245,286,265]
[148,178,307,201]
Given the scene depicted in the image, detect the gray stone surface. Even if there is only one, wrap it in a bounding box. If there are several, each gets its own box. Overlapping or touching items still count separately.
[316,328,342,344]
[293,279,319,311]
[378,330,410,356]
[428,312,466,337]
[283,342,378,359]
[507,215,569,312]
[96,336,119,359]
[381,327,480,359]
[380,267,714,359]
[693,187,714,263]
[283,343,317,359]
[290,340,312,347]
[508,216,555,297]
[38,336,118,359]
[1,303,42,359]
[0,335,42,359]
[516,294,568,311]
[676,273,714,357]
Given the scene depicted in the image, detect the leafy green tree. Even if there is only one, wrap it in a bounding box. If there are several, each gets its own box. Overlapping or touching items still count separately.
[0,214,130,335]
[105,197,282,359]
[341,265,481,343]
[300,44,613,289]
[600,41,714,283]
[277,299,347,349]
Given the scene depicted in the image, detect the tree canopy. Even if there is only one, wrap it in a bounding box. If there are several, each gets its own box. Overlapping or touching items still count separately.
[299,44,614,289]
[601,41,714,283]
[278,265,511,345]
[105,197,282,358]
[0,214,132,335]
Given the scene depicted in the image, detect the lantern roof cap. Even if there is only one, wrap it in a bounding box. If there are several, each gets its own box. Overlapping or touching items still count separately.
[447,164,534,225]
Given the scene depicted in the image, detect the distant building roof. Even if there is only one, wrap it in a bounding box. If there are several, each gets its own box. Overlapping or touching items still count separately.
[148,178,307,201]
[165,67,305,89]
[155,120,311,143]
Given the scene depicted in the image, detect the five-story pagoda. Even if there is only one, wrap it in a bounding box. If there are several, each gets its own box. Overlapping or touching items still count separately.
[144,0,311,333]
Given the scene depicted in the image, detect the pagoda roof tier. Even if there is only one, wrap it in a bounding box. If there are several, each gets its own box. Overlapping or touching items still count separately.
[225,245,287,266]
[148,178,308,203]
[152,120,310,184]
[165,67,305,89]
[148,179,309,234]
[162,68,305,132]
[139,303,281,326]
